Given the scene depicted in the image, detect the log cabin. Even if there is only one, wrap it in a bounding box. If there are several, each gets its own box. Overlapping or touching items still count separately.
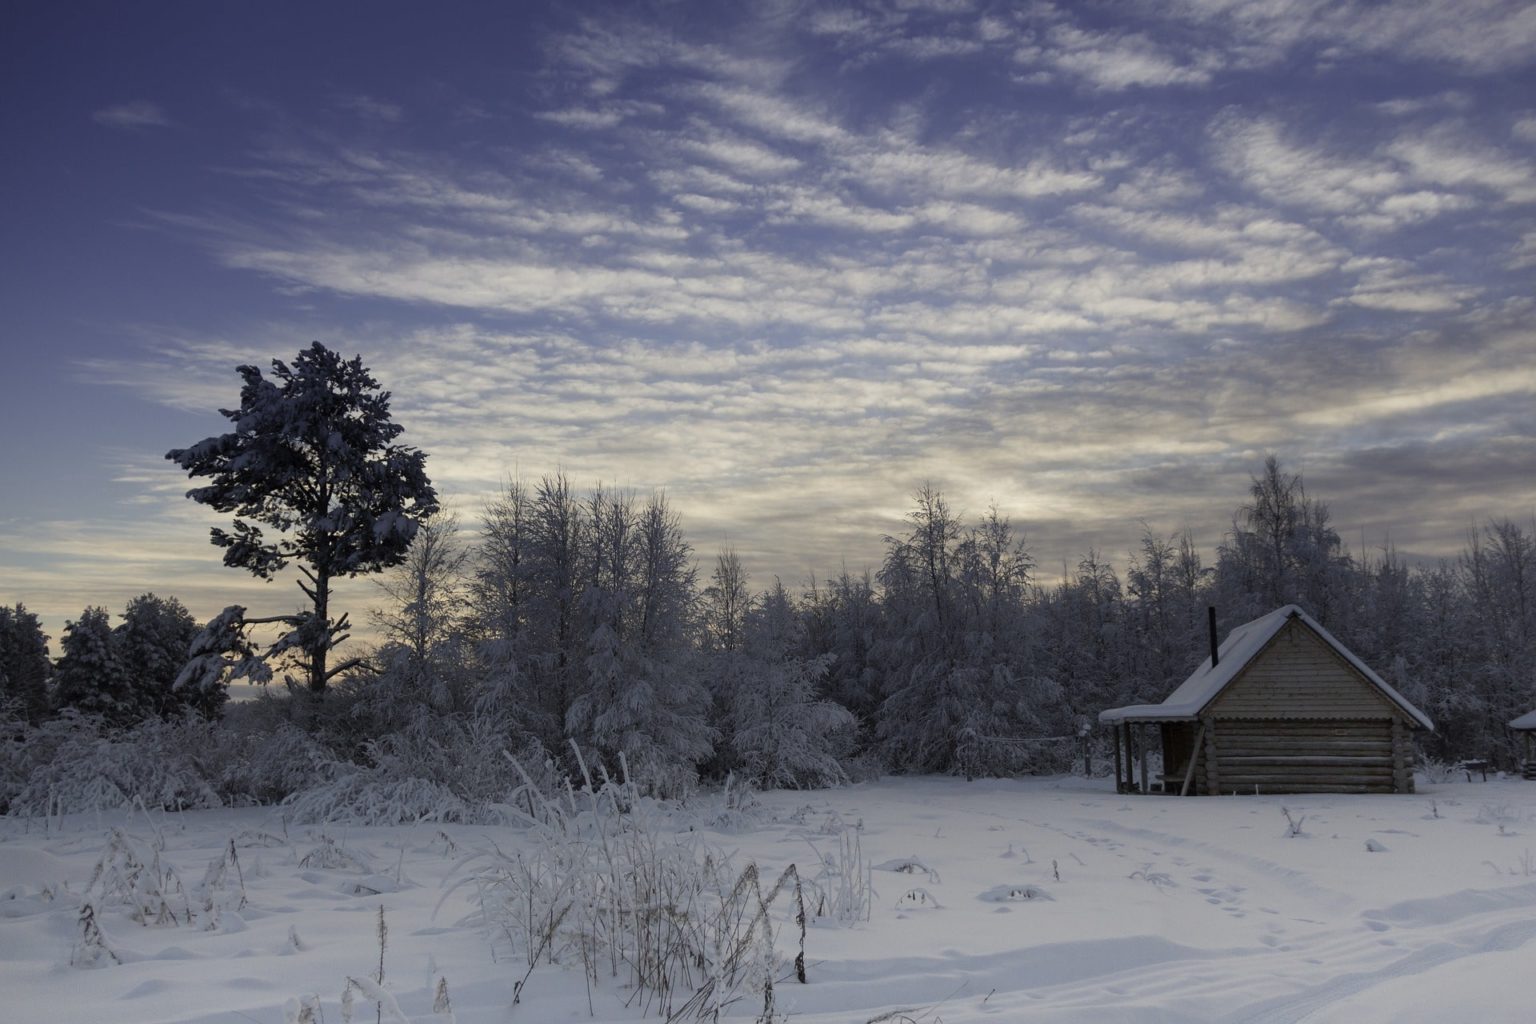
[1509,710,1536,780]
[1100,605,1432,795]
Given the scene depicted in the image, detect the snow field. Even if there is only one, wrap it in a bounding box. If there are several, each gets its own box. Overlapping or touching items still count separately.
[3,775,1536,1023]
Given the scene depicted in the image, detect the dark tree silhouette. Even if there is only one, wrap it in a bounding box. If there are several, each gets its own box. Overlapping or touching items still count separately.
[167,342,437,694]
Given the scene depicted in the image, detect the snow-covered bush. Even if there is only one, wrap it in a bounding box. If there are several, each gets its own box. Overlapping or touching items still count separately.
[727,654,855,789]
[83,827,196,926]
[471,753,808,1020]
[214,718,336,807]
[1419,756,1455,785]
[0,700,32,813]
[0,701,342,817]
[283,709,538,825]
[8,712,221,816]
[284,767,470,827]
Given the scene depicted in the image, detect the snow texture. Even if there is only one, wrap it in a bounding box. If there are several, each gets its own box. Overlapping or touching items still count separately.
[5,773,1536,1023]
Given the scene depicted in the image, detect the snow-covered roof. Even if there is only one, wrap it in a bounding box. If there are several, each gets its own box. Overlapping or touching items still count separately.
[1100,604,1434,730]
[1509,710,1536,731]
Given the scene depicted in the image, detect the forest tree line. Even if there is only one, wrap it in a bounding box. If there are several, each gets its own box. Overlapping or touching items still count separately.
[4,455,1536,810]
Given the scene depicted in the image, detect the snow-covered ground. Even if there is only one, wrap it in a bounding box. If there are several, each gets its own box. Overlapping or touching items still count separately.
[5,774,1536,1023]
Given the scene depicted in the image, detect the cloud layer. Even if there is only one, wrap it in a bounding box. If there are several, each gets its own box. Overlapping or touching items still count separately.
[8,0,1536,640]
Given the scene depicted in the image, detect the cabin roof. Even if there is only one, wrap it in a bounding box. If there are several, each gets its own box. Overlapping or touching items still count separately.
[1099,604,1435,730]
[1510,709,1536,731]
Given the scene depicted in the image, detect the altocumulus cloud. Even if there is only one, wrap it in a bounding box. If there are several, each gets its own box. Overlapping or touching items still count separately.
[91,100,171,129]
[20,0,1536,639]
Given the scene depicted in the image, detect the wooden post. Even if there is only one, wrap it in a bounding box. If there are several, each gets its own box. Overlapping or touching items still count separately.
[1112,722,1124,792]
[1203,719,1221,795]
[1130,721,1142,792]
[1180,723,1207,796]
[1139,724,1150,795]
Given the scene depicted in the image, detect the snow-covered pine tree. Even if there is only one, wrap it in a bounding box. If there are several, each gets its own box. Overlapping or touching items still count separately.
[0,603,51,722]
[165,342,438,694]
[727,580,853,789]
[115,593,209,718]
[801,569,882,738]
[53,607,134,722]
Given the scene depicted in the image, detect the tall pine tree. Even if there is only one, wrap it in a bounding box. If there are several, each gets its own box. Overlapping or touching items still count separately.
[166,342,437,694]
[0,603,50,721]
[53,607,132,722]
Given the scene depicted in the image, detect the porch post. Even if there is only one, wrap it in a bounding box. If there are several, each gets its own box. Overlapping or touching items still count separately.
[1112,722,1124,792]
[1139,724,1150,795]
[1124,723,1136,792]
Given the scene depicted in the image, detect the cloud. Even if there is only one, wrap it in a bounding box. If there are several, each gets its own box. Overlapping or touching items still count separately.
[1297,365,1536,428]
[1510,230,1536,268]
[56,1,1533,617]
[333,94,405,122]
[1212,113,1535,239]
[538,99,666,130]
[1334,256,1479,313]
[1210,114,1402,213]
[1324,0,1536,71]
[683,82,847,145]
[1017,23,1223,91]
[1374,91,1472,117]
[92,101,171,129]
[1387,127,1536,203]
[1168,0,1536,73]
[681,130,802,177]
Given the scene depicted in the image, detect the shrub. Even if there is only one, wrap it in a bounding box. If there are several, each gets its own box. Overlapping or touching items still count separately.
[8,712,221,816]
[470,752,808,1020]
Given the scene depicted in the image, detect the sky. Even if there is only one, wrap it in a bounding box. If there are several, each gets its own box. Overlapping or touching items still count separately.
[2,0,1535,650]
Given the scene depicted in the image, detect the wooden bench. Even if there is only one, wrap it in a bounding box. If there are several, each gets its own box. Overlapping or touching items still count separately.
[1455,759,1491,782]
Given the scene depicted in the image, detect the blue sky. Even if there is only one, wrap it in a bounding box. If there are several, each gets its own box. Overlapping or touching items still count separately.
[3,0,1535,646]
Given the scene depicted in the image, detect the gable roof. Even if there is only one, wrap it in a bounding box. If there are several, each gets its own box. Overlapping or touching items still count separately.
[1510,710,1536,731]
[1100,604,1434,730]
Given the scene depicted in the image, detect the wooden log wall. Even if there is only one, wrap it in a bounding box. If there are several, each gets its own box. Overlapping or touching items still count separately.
[1206,719,1398,794]
[1209,619,1397,719]
[1391,717,1414,793]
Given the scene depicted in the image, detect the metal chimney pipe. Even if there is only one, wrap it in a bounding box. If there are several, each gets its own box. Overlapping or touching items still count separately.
[1208,606,1220,668]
